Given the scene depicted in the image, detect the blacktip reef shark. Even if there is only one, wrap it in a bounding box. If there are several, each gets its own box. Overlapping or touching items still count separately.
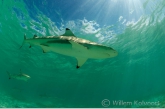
[20,28,118,68]
[7,69,30,81]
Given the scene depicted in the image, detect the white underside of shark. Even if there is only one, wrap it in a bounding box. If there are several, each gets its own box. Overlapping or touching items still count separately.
[21,28,118,68]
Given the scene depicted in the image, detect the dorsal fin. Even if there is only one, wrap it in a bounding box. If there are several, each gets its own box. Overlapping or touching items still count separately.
[33,34,37,38]
[62,28,76,37]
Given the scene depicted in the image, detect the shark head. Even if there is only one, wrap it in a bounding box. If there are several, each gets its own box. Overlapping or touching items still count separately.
[91,45,118,58]
[104,46,118,58]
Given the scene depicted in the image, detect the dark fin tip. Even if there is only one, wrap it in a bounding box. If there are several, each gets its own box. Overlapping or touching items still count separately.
[29,45,31,48]
[40,44,49,47]
[43,50,46,53]
[9,78,11,79]
[76,65,80,69]
[19,45,23,49]
[66,28,70,30]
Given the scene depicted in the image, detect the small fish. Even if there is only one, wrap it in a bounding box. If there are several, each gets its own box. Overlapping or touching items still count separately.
[6,69,30,81]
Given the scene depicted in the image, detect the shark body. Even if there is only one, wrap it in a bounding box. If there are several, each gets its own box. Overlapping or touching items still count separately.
[7,70,30,81]
[21,28,118,68]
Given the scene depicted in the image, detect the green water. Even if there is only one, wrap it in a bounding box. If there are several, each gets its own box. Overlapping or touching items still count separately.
[0,0,165,108]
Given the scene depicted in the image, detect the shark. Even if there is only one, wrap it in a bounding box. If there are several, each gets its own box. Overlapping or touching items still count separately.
[20,28,118,68]
[7,69,31,81]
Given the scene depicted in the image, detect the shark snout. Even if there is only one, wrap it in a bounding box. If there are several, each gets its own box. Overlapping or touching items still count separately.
[106,50,118,57]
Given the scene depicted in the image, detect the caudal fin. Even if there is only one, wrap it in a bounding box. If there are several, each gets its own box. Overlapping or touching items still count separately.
[6,71,11,79]
[19,34,26,49]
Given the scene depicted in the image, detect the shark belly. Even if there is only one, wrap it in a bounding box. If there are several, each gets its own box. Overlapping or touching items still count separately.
[11,75,30,81]
[41,43,108,59]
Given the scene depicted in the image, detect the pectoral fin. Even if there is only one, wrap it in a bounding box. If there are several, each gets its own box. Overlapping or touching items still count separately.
[42,49,49,53]
[6,71,11,79]
[40,43,49,47]
[43,49,46,53]
[76,57,88,69]
[41,47,49,53]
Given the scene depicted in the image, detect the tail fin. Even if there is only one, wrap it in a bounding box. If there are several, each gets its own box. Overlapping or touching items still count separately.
[6,71,11,79]
[20,34,26,49]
